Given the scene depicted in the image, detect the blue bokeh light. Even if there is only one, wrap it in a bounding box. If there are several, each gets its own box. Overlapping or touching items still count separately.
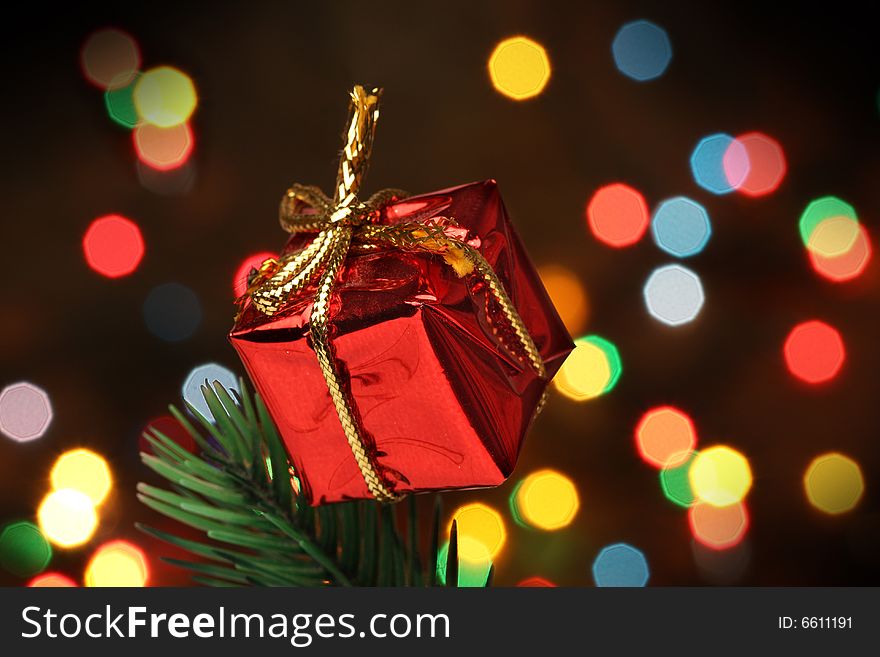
[612,20,672,81]
[143,282,202,342]
[592,543,650,587]
[651,197,711,257]
[182,363,239,420]
[690,133,748,195]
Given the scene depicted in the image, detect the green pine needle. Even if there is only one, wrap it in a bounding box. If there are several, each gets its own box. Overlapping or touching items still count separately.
[138,380,482,587]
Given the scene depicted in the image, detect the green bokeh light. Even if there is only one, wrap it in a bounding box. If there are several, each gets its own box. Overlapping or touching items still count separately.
[104,74,141,129]
[659,451,698,508]
[798,196,857,246]
[0,521,52,578]
[436,540,492,587]
[580,335,623,393]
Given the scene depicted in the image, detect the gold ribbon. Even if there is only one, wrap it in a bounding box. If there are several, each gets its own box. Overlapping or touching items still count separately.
[242,85,546,502]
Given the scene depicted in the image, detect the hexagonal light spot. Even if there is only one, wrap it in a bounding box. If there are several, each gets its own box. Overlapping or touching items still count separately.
[652,197,711,257]
[182,363,239,420]
[689,501,749,550]
[783,320,845,385]
[612,20,672,82]
[592,543,650,587]
[0,382,53,442]
[804,452,864,515]
[636,405,697,469]
[691,134,748,195]
[643,264,705,326]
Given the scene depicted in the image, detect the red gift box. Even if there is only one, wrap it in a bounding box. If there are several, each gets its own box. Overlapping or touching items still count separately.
[230,180,572,504]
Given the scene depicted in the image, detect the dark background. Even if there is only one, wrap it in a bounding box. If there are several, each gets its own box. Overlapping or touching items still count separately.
[1,1,878,586]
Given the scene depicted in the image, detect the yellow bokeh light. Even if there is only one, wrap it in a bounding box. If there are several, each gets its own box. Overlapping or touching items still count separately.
[134,66,198,128]
[554,340,610,400]
[37,489,98,548]
[538,264,589,336]
[85,540,149,587]
[807,216,860,258]
[689,445,752,507]
[488,36,551,100]
[449,503,506,560]
[50,448,113,506]
[804,452,864,515]
[515,469,579,530]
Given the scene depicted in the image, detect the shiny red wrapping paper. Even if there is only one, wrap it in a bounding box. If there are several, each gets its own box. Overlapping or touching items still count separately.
[230,180,573,504]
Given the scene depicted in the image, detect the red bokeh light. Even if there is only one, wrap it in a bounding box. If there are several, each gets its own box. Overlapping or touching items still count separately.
[784,320,846,384]
[133,123,194,171]
[517,576,557,587]
[28,572,78,587]
[586,183,650,247]
[730,132,786,197]
[809,224,872,283]
[233,251,277,297]
[139,415,197,456]
[82,214,145,278]
[689,501,749,550]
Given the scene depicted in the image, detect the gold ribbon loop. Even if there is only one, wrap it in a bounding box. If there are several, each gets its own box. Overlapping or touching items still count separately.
[242,86,546,502]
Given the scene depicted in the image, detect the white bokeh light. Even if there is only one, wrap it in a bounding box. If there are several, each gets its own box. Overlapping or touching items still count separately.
[182,363,239,419]
[0,382,53,442]
[643,264,705,326]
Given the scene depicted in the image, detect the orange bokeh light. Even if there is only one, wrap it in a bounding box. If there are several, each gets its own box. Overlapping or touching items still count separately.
[635,406,697,469]
[28,572,77,587]
[537,264,589,335]
[586,183,650,247]
[80,28,141,90]
[133,122,194,171]
[689,501,749,550]
[809,224,872,282]
[517,576,557,587]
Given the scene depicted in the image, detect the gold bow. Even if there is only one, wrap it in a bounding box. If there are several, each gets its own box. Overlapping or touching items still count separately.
[241,85,546,502]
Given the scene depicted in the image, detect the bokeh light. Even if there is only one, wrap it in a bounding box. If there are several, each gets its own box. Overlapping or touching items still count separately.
[643,264,705,326]
[137,160,198,196]
[692,540,751,584]
[85,540,149,587]
[234,251,277,299]
[134,66,198,128]
[592,543,650,587]
[37,489,98,548]
[517,576,557,587]
[783,320,845,384]
[635,406,697,469]
[133,122,194,171]
[436,539,492,587]
[651,197,712,257]
[28,572,77,587]
[691,133,747,194]
[0,522,52,577]
[143,282,202,342]
[80,28,141,90]
[0,382,53,443]
[82,214,145,278]
[611,20,672,81]
[50,449,113,506]
[660,451,698,508]
[728,132,786,197]
[512,469,579,530]
[798,196,857,246]
[586,183,650,247]
[182,363,239,419]
[806,216,860,258]
[537,264,589,336]
[487,36,551,100]
[809,224,872,282]
[449,503,506,560]
[104,73,141,128]
[689,445,752,507]
[554,335,622,401]
[804,452,864,515]
[689,501,749,550]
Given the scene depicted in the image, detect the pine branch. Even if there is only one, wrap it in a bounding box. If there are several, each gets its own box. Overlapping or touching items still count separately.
[138,379,481,587]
